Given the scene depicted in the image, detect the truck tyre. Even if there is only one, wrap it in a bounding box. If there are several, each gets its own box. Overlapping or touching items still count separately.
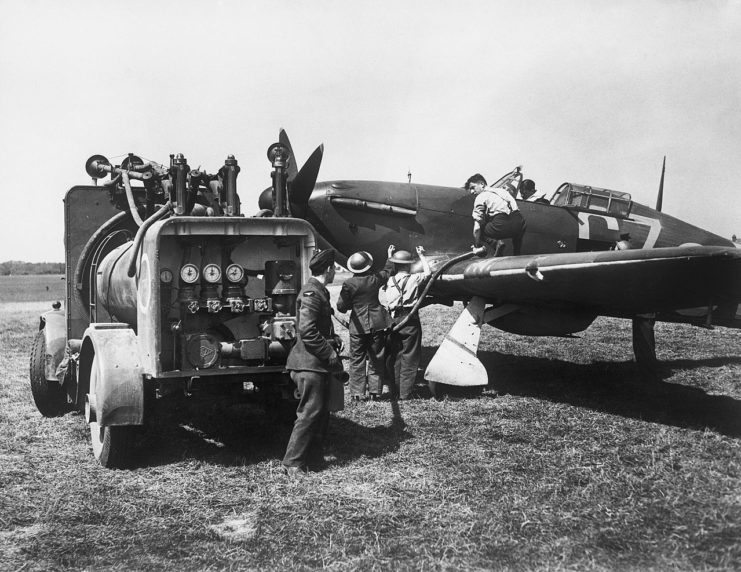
[88,352,136,469]
[29,331,69,417]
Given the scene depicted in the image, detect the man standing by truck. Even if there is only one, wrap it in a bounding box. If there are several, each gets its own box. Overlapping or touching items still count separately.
[282,249,341,477]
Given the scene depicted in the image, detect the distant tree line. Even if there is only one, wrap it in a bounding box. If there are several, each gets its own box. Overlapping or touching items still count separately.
[0,261,64,275]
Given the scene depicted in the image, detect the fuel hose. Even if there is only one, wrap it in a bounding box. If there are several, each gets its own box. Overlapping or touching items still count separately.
[329,246,486,333]
[390,247,486,332]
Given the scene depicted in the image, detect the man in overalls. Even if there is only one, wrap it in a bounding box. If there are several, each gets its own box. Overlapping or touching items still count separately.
[384,246,431,400]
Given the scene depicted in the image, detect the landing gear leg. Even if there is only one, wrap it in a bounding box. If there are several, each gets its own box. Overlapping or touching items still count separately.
[425,297,489,399]
[632,313,658,381]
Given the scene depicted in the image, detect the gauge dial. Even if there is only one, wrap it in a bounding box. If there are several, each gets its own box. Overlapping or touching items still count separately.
[180,263,199,284]
[203,264,222,283]
[160,268,173,284]
[226,263,244,283]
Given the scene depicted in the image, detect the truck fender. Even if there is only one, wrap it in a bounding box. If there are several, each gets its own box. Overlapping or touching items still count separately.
[39,307,66,382]
[79,324,144,427]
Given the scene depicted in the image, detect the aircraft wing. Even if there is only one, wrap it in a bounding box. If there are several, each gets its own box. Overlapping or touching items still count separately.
[433,245,741,318]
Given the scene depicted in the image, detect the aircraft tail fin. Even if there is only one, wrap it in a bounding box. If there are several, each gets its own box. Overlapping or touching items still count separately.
[656,156,666,212]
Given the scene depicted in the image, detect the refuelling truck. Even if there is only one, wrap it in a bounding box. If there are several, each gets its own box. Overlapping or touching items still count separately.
[29,143,317,468]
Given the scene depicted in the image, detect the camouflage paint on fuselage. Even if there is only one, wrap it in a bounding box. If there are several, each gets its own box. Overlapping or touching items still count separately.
[306,180,733,270]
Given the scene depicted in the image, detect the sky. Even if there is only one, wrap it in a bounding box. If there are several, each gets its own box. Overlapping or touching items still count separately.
[1,0,739,262]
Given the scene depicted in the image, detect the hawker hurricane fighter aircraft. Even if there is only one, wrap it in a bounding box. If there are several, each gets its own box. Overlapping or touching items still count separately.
[259,130,741,394]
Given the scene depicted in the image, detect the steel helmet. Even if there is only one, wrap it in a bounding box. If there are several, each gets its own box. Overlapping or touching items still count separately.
[389,250,414,265]
[347,251,374,274]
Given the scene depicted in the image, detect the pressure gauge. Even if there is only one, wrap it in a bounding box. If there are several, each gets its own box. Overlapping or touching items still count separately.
[160,268,173,284]
[180,263,199,284]
[203,264,222,283]
[226,263,244,283]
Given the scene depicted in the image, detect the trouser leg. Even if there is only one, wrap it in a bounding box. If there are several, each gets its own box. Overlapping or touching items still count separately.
[385,333,400,398]
[348,332,369,397]
[397,320,422,399]
[511,211,526,256]
[282,370,329,469]
[484,212,526,256]
[366,331,387,395]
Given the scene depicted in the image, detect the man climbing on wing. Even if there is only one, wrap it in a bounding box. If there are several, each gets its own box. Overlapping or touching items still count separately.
[465,173,526,256]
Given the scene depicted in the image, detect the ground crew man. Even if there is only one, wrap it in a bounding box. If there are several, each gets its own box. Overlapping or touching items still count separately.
[336,246,395,401]
[465,173,526,256]
[384,246,431,399]
[282,248,341,476]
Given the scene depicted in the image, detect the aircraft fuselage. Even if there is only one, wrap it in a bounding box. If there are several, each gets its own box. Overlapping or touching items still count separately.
[307,180,733,265]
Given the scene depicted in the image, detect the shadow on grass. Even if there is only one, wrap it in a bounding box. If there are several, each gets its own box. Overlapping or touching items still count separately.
[470,349,741,437]
[135,391,411,469]
[330,398,412,467]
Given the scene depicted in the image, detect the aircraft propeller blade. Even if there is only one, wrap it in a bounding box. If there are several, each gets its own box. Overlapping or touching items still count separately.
[289,144,324,218]
[279,128,299,181]
[656,156,666,212]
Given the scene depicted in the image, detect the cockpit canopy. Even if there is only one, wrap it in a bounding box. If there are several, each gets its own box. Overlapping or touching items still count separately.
[550,183,633,218]
[490,166,634,218]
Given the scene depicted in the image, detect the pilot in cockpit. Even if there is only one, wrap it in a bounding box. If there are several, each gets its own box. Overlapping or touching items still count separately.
[520,179,549,204]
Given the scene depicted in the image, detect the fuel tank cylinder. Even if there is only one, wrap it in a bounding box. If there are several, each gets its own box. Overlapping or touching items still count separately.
[96,242,139,326]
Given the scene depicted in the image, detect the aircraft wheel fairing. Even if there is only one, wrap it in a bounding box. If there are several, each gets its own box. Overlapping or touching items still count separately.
[424,297,489,388]
[29,331,70,417]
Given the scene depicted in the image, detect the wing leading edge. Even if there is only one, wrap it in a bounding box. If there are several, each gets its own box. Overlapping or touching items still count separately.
[433,245,741,319]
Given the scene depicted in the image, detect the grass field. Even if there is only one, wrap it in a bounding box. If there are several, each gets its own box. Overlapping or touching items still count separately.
[1,276,740,570]
[0,275,66,303]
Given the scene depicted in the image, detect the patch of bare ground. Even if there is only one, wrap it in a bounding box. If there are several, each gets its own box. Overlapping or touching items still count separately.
[0,300,739,570]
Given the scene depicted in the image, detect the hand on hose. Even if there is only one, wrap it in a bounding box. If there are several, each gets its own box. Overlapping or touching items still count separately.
[332,334,344,353]
[328,350,342,371]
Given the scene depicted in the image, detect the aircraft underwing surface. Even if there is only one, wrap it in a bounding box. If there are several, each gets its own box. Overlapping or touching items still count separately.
[433,245,741,318]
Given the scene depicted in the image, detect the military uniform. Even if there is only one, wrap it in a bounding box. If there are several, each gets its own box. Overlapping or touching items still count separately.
[336,260,393,398]
[282,250,338,473]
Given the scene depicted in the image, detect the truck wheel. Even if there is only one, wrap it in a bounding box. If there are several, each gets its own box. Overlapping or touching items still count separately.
[29,331,69,417]
[88,352,136,469]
